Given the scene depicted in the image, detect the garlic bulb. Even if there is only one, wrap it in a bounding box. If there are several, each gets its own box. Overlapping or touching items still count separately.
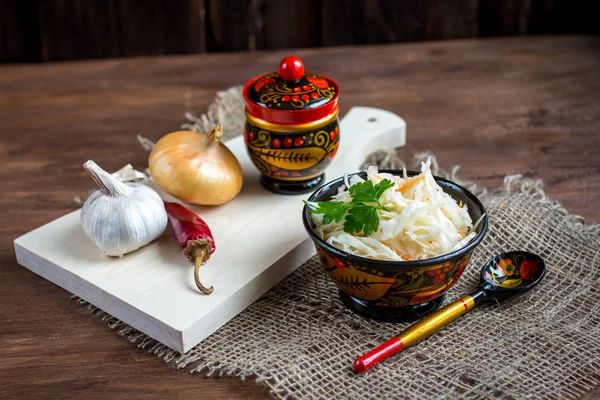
[81,160,168,257]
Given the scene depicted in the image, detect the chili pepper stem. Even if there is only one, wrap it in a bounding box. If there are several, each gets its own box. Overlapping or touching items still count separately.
[164,201,216,295]
[194,249,214,295]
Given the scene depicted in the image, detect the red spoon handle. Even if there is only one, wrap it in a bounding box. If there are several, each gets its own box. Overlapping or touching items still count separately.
[354,337,405,373]
[354,295,477,373]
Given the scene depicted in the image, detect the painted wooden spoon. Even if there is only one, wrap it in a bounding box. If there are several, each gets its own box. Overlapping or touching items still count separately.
[354,251,547,373]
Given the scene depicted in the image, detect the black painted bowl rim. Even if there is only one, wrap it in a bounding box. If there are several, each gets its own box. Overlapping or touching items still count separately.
[302,169,488,269]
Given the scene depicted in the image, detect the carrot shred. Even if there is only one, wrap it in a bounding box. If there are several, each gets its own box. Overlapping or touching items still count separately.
[396,175,423,192]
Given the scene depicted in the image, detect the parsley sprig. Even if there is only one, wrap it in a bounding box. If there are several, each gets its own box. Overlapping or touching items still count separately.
[304,179,394,236]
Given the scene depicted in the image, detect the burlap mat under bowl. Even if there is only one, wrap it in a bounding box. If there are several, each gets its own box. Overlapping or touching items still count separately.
[78,87,600,399]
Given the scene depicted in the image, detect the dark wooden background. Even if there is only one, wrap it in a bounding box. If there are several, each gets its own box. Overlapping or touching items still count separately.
[2,0,599,63]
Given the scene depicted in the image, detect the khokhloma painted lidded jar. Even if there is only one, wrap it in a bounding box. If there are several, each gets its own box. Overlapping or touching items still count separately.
[243,56,340,194]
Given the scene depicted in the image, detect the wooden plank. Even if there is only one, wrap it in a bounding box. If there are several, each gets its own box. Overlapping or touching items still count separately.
[528,0,600,35]
[323,0,429,45]
[35,0,206,61]
[479,0,532,37]
[320,0,354,47]
[206,0,253,51]
[115,0,206,56]
[260,0,320,49]
[206,0,320,52]
[0,0,41,63]
[321,0,479,46]
[422,0,479,40]
[13,107,406,352]
[36,0,119,61]
[187,0,208,54]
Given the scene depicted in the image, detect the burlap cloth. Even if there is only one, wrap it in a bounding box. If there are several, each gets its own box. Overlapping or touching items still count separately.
[78,87,600,399]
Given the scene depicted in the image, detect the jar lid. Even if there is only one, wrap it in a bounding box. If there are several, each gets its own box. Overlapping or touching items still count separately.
[243,56,340,125]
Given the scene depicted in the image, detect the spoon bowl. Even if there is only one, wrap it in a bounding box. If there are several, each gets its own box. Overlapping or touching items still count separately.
[478,251,546,303]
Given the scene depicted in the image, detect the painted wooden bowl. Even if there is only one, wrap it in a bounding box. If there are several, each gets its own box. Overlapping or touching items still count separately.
[243,56,340,194]
[302,170,488,321]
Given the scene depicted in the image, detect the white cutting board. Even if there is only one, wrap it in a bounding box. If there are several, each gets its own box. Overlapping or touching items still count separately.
[14,107,406,352]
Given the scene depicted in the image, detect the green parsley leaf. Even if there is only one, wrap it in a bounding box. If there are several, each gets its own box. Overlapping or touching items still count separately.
[304,178,394,236]
[344,205,380,236]
[304,200,352,225]
[349,179,394,206]
[372,179,395,201]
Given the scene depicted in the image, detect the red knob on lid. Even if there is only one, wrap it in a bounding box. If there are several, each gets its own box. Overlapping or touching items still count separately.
[278,56,304,81]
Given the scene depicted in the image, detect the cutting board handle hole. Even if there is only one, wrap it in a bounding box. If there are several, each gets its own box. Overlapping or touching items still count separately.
[367,117,377,122]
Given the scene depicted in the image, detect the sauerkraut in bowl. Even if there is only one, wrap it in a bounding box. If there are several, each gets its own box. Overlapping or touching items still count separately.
[304,158,487,262]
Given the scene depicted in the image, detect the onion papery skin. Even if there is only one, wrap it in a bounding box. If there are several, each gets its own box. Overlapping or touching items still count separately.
[149,130,243,206]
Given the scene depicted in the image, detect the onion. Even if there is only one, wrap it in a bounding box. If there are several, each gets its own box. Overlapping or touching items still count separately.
[149,125,243,205]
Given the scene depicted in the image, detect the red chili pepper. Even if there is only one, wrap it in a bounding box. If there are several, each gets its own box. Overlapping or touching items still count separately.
[164,201,216,294]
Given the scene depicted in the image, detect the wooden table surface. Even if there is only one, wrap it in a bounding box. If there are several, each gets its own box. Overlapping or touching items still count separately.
[1,36,599,399]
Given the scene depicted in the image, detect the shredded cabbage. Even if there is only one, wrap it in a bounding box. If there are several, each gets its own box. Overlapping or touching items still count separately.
[312,158,480,261]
